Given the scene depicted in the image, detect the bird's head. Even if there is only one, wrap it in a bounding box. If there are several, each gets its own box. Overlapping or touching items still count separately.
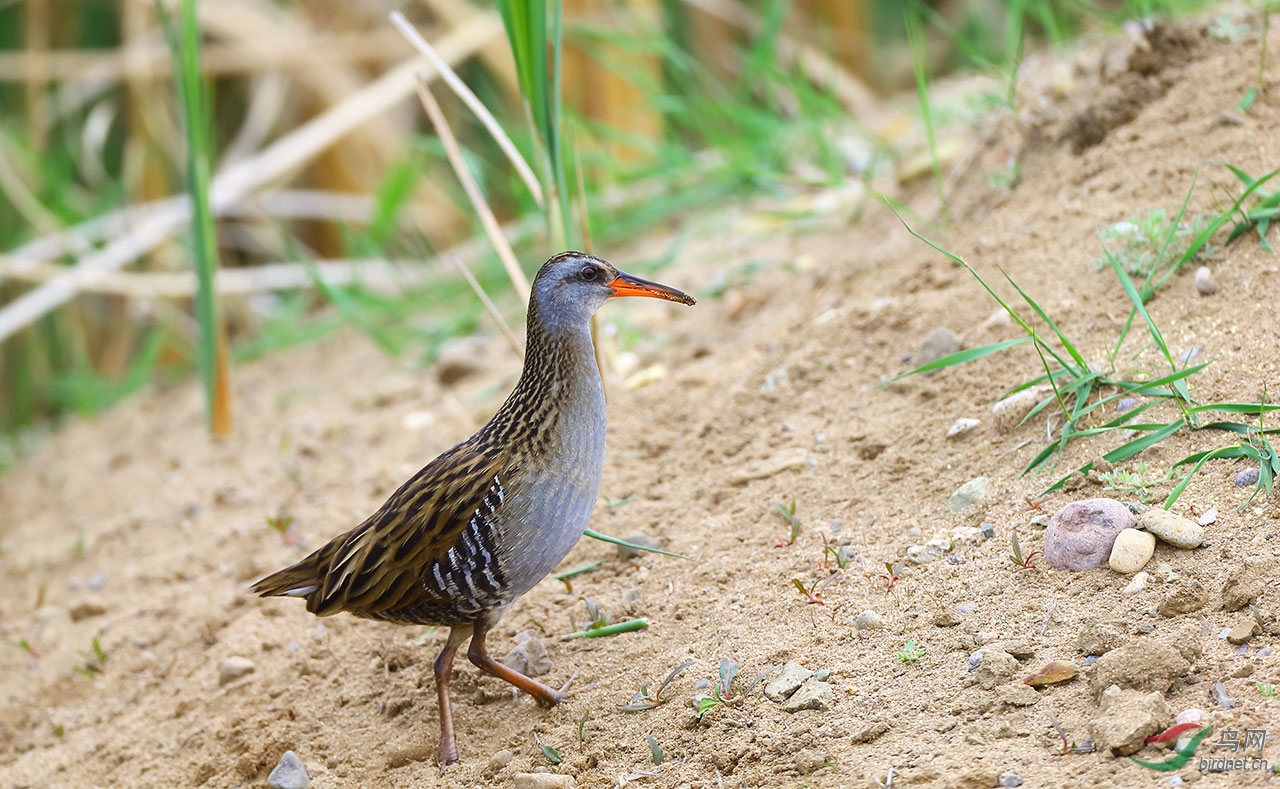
[530,252,695,331]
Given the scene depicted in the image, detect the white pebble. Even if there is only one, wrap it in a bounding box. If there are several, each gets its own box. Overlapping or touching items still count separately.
[1195,266,1217,295]
[1122,571,1149,596]
[1197,508,1217,526]
[854,610,885,632]
[946,418,982,438]
[1109,528,1155,574]
[218,656,255,685]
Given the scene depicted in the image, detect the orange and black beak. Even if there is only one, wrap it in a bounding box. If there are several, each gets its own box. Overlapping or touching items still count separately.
[607,270,696,306]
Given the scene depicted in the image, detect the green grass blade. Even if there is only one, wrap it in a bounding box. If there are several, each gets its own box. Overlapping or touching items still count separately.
[905,0,946,222]
[160,0,229,434]
[583,528,688,560]
[890,338,1032,380]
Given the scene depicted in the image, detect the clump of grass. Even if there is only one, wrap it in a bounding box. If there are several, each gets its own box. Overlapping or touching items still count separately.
[1259,682,1277,698]
[618,659,696,712]
[1096,462,1160,503]
[693,659,778,720]
[1221,165,1280,252]
[896,640,926,663]
[74,637,107,677]
[1094,208,1209,279]
[894,206,1280,509]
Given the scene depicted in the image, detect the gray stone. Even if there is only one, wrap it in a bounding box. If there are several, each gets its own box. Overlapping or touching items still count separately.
[916,327,961,368]
[1139,509,1204,549]
[268,751,310,789]
[764,661,813,702]
[502,631,552,677]
[1088,686,1170,755]
[1043,499,1135,571]
[999,772,1024,788]
[1194,266,1218,295]
[782,678,832,712]
[1235,467,1260,487]
[1108,528,1155,574]
[513,774,575,789]
[948,477,990,513]
[218,656,255,686]
[854,610,885,632]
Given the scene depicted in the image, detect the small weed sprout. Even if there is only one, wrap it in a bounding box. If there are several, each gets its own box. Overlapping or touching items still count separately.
[1095,462,1160,503]
[790,578,834,621]
[533,730,562,764]
[693,659,778,720]
[896,640,926,663]
[774,500,801,547]
[819,538,853,571]
[879,561,905,593]
[1095,208,1209,278]
[570,598,610,633]
[646,734,664,765]
[618,659,696,712]
[1259,682,1277,698]
[1008,530,1039,570]
[74,637,107,677]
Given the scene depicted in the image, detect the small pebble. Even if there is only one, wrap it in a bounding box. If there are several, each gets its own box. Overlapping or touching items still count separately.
[1116,397,1139,414]
[1227,620,1259,644]
[1138,509,1204,549]
[1197,508,1217,526]
[782,679,832,712]
[1194,266,1218,295]
[947,477,990,513]
[1175,708,1204,725]
[854,610,885,632]
[980,523,996,539]
[1023,660,1078,686]
[218,656,256,686]
[1179,346,1202,365]
[268,751,310,789]
[1235,467,1261,487]
[992,389,1042,432]
[1211,682,1236,709]
[946,418,982,438]
[1122,571,1149,596]
[487,749,515,772]
[999,772,1025,788]
[764,661,814,702]
[513,774,575,789]
[916,327,961,368]
[1108,528,1155,574]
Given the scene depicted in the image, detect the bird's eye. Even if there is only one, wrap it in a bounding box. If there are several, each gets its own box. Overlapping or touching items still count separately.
[580,265,598,281]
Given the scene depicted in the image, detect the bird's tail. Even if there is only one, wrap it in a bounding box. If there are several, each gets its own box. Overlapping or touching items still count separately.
[250,550,327,607]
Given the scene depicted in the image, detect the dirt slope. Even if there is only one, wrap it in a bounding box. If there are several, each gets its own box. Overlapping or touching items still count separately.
[3,15,1279,789]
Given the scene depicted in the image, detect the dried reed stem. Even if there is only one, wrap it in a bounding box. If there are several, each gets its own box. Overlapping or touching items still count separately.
[447,255,524,360]
[413,77,531,300]
[390,11,544,207]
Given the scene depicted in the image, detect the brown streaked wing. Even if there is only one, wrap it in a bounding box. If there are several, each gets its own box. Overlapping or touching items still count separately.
[312,438,506,617]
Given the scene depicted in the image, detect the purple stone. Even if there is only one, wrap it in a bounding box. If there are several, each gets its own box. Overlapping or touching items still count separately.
[1043,499,1136,571]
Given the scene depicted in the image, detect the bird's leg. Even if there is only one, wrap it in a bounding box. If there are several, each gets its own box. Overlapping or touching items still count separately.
[433,626,471,766]
[466,622,569,708]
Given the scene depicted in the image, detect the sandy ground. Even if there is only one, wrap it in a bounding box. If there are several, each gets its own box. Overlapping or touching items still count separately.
[3,14,1280,789]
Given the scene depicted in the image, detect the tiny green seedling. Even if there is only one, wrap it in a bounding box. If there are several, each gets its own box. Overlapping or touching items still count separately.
[74,637,107,677]
[1095,462,1159,503]
[879,561,904,593]
[790,578,834,622]
[646,733,664,765]
[552,559,604,592]
[694,659,779,720]
[1259,682,1277,698]
[896,640,925,663]
[819,538,853,571]
[774,500,801,547]
[533,730,562,764]
[577,710,590,745]
[575,597,610,632]
[1008,530,1039,570]
[1095,208,1209,279]
[618,659,696,712]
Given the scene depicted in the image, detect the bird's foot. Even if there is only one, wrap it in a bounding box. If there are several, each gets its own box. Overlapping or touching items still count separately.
[437,738,459,767]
